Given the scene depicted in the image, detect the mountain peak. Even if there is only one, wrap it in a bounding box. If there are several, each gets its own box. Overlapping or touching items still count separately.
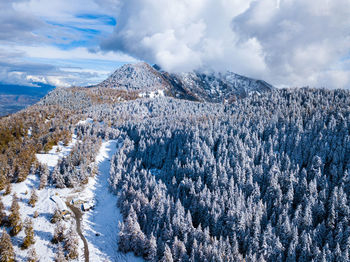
[94,62,274,102]
[96,62,169,91]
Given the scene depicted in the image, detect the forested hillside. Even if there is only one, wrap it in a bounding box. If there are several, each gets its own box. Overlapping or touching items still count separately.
[1,84,350,261]
[88,88,349,261]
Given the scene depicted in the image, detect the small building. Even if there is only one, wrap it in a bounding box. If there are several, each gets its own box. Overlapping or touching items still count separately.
[71,198,84,206]
[82,201,94,211]
[61,210,71,221]
[50,194,68,211]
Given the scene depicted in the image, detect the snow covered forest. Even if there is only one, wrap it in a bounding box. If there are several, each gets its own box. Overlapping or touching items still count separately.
[102,88,350,261]
[1,85,350,261]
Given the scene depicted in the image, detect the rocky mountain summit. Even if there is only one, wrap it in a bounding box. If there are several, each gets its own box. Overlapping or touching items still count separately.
[94,62,274,103]
[96,62,168,92]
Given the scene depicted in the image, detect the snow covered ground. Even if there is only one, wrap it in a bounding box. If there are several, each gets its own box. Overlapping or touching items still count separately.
[77,118,94,126]
[36,134,78,170]
[79,140,143,262]
[0,130,80,261]
[1,120,142,261]
[1,168,77,261]
[139,89,165,99]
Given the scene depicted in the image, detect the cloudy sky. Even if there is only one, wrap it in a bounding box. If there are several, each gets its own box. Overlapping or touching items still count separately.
[2,0,350,88]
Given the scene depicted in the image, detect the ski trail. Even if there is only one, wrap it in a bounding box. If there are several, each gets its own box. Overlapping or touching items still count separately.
[83,140,143,262]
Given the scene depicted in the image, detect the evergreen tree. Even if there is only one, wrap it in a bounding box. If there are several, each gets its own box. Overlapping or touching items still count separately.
[160,244,173,262]
[64,227,79,259]
[9,194,22,236]
[22,218,35,249]
[0,173,6,191]
[143,233,157,260]
[0,229,15,262]
[54,244,66,262]
[52,221,66,244]
[4,184,11,196]
[27,247,39,262]
[28,189,38,207]
[50,209,61,224]
[33,211,39,219]
[0,197,6,226]
[38,164,49,190]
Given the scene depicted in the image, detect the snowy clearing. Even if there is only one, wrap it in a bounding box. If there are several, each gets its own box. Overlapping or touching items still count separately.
[139,89,164,99]
[1,174,79,261]
[79,140,143,262]
[36,134,78,170]
[0,131,83,261]
[2,118,142,261]
[77,118,94,126]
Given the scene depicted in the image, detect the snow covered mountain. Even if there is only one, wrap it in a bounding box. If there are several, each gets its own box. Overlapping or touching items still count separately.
[95,62,169,92]
[163,70,274,102]
[2,72,350,261]
[94,62,274,102]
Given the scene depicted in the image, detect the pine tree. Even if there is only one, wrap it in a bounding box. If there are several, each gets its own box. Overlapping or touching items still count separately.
[33,211,39,219]
[27,247,39,262]
[9,194,22,236]
[38,164,49,190]
[143,233,157,260]
[0,173,6,191]
[50,209,61,224]
[0,229,15,262]
[22,218,35,249]
[64,227,79,259]
[118,207,145,256]
[52,221,66,244]
[54,244,66,262]
[0,197,6,226]
[4,184,11,196]
[172,237,188,261]
[28,189,38,207]
[160,244,173,262]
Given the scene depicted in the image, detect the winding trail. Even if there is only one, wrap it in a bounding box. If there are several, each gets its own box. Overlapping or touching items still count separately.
[67,203,89,262]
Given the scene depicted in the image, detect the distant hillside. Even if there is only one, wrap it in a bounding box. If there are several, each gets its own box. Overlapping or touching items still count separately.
[93,62,274,103]
[0,83,55,116]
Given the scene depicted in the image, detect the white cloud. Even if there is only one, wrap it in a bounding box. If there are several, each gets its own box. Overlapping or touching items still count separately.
[0,0,135,87]
[0,44,136,87]
[14,45,136,62]
[102,0,260,75]
[233,0,350,88]
[2,0,350,89]
[101,0,350,88]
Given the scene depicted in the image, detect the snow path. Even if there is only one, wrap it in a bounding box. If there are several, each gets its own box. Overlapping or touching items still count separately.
[82,140,143,262]
[67,203,89,262]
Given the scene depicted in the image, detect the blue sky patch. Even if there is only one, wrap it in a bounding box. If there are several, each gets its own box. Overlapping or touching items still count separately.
[76,14,117,26]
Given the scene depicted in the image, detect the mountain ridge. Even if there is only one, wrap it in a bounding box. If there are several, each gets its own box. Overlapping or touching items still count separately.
[93,62,274,103]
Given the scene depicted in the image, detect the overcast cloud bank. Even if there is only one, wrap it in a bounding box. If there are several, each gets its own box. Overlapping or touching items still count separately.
[102,0,350,89]
[1,0,349,88]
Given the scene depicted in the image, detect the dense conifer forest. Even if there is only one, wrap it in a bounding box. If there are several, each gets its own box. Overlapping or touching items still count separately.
[1,86,350,261]
[103,88,350,261]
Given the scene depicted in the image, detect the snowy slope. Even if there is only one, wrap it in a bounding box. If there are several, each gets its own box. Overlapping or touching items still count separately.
[1,138,80,261]
[163,70,274,102]
[93,62,274,103]
[95,62,169,92]
[36,134,78,170]
[77,140,143,262]
[10,121,143,261]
